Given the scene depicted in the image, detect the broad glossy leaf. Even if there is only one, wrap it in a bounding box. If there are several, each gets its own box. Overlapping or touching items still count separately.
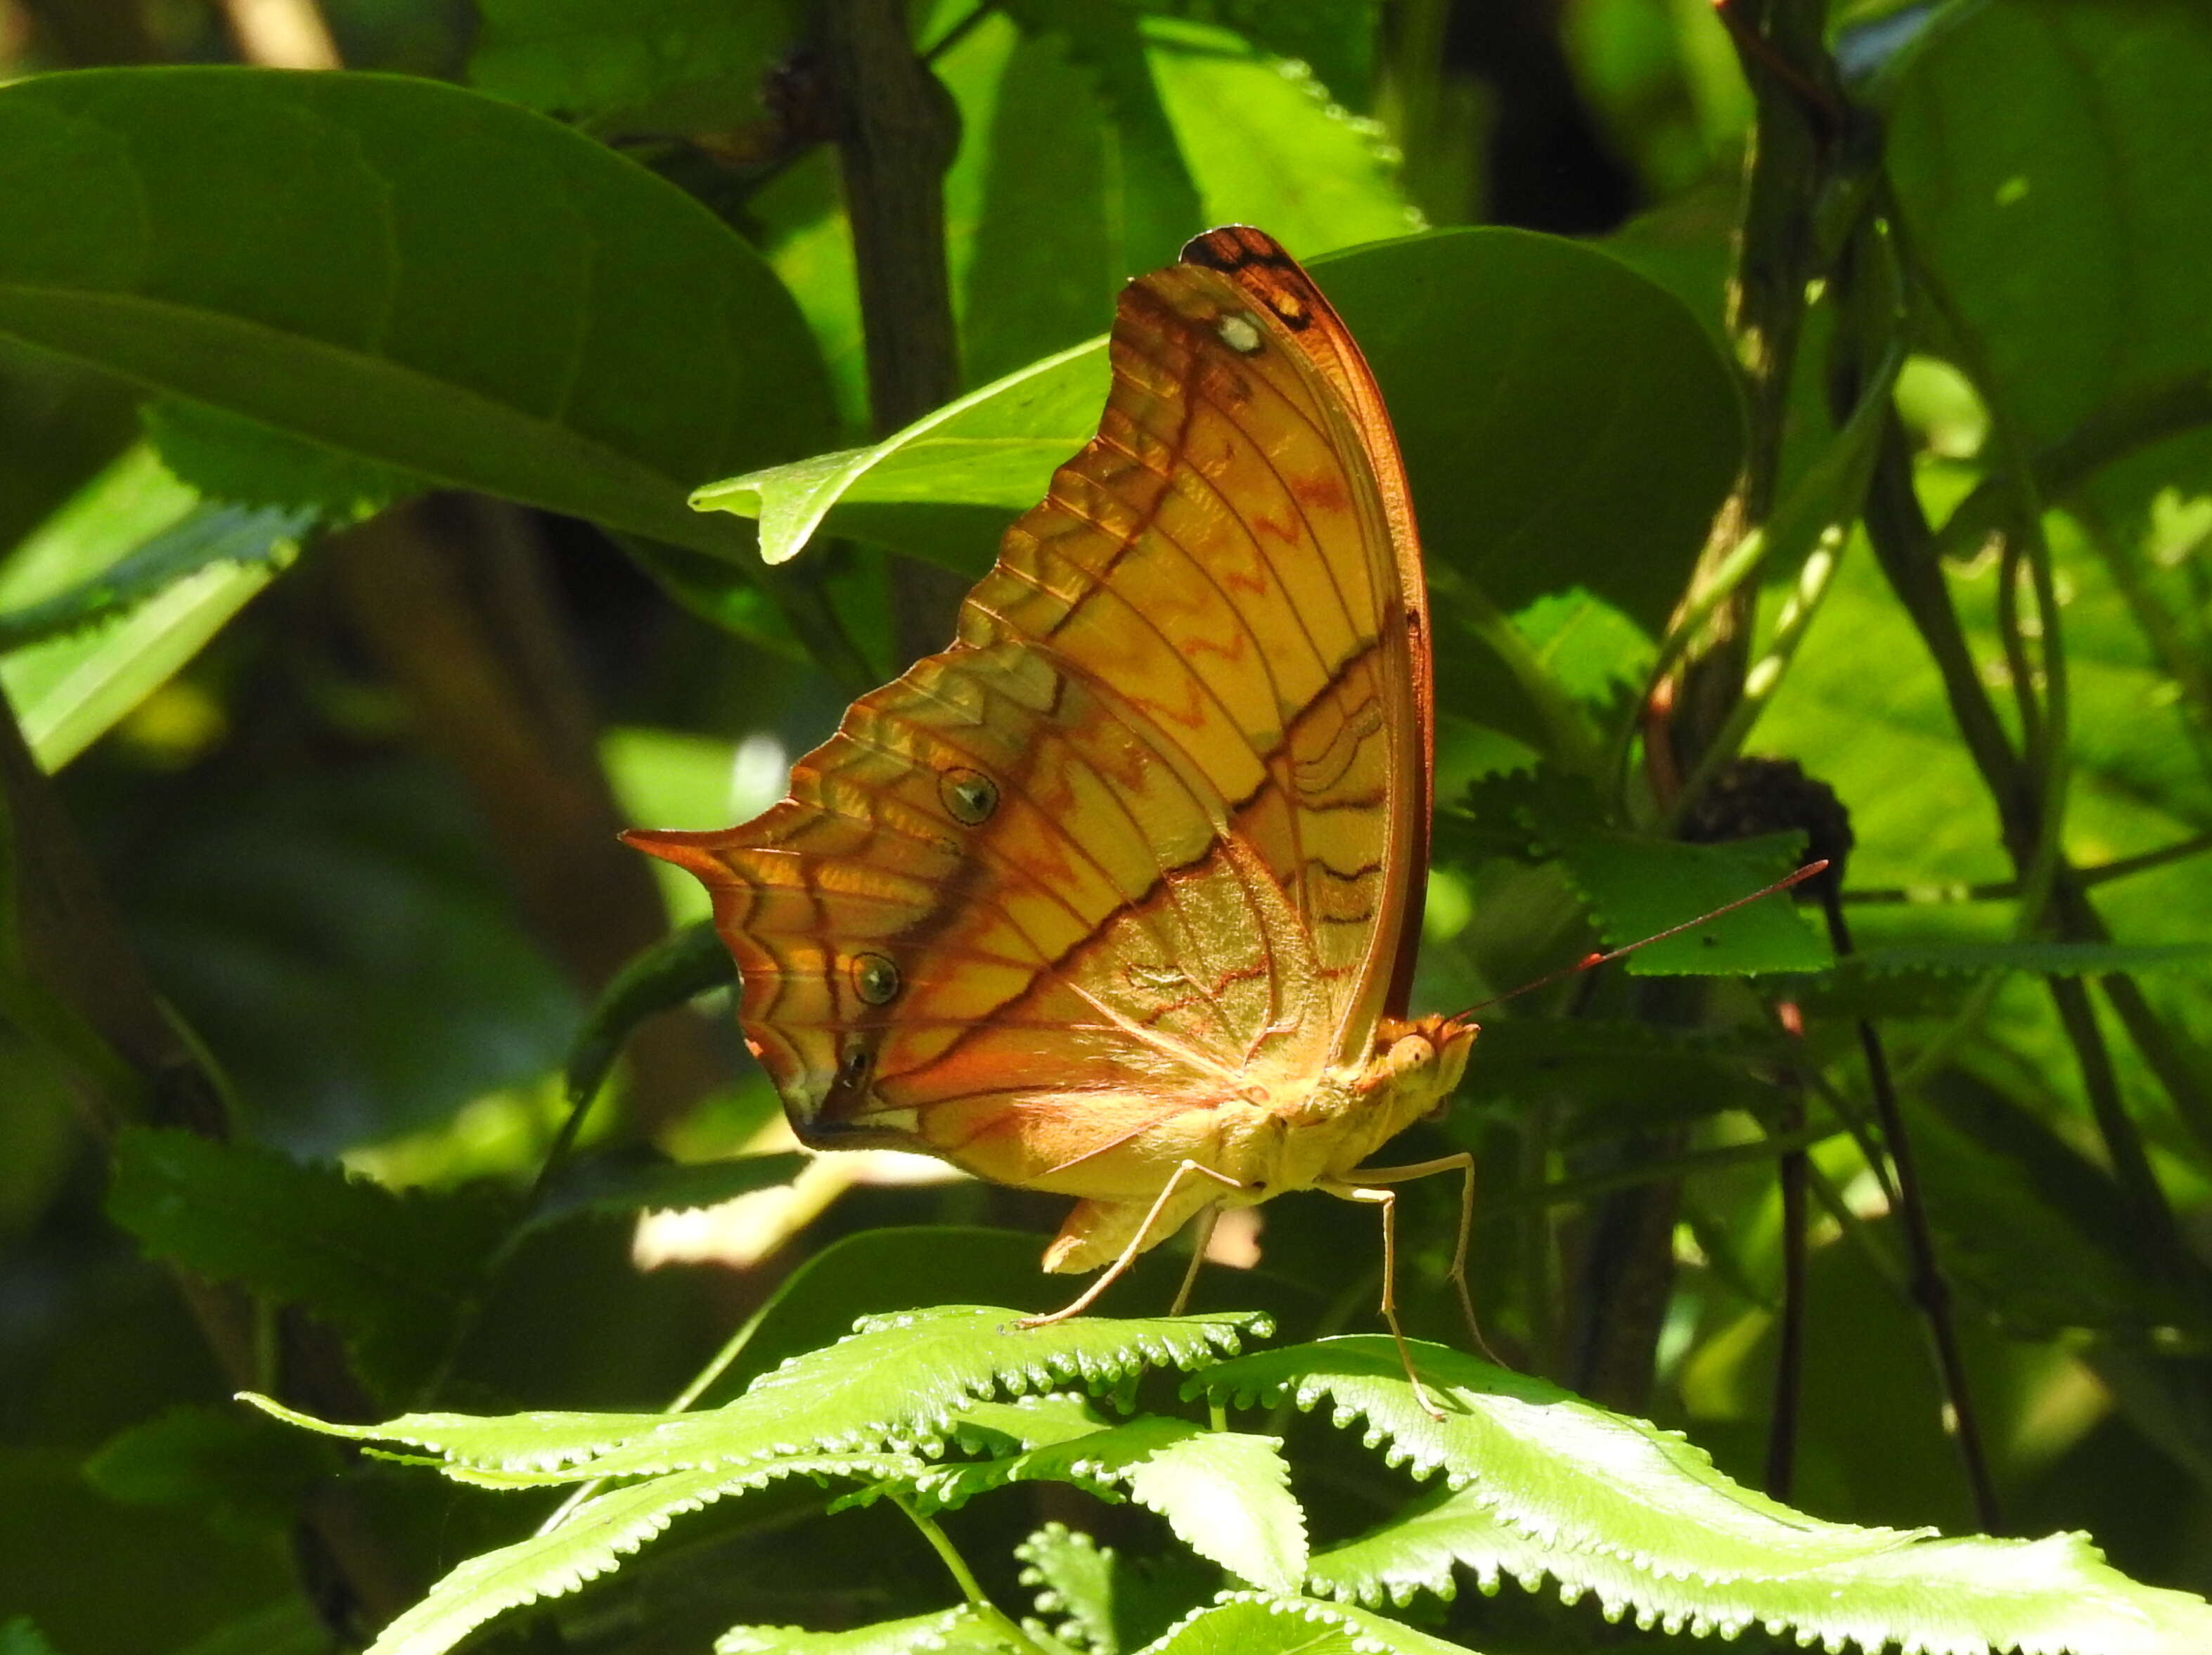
[470,0,804,134]
[701,230,1742,636]
[1886,0,2212,492]
[693,337,1110,569]
[143,398,415,522]
[0,70,833,556]
[1145,18,1409,254]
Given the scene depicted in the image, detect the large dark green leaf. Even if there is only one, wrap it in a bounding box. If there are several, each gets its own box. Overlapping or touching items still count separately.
[1886,0,2212,510]
[0,70,833,555]
[469,0,804,134]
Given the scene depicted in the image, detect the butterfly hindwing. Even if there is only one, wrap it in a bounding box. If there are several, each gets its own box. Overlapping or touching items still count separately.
[631,227,1433,1202]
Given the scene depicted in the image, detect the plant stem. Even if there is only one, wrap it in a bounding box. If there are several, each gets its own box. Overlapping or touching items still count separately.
[1846,830,2212,902]
[892,1493,1052,1655]
[1820,887,2001,1532]
[819,0,972,663]
[1856,409,2190,1282]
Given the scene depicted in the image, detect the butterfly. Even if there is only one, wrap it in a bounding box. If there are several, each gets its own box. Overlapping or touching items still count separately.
[629,226,1479,1380]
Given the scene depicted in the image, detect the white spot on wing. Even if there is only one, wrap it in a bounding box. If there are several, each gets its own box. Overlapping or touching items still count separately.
[1216,312,1264,355]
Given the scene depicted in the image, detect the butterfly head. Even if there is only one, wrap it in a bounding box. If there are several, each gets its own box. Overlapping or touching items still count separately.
[1334,1011,1477,1168]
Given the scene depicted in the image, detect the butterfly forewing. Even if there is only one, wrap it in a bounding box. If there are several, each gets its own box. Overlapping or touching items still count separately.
[632,228,1434,1192]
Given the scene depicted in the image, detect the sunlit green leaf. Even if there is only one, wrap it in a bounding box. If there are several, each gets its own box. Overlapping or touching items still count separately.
[1145,18,1409,254]
[0,446,307,770]
[717,1606,1005,1654]
[1536,828,1832,976]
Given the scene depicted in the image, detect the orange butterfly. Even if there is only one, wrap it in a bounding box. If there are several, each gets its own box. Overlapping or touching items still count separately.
[629,226,1478,1377]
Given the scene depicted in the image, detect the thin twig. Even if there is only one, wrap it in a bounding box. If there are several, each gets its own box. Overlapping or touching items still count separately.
[1820,886,2001,1532]
[892,1493,1053,1655]
[1845,830,2212,903]
[819,0,972,664]
[1763,1005,1811,1502]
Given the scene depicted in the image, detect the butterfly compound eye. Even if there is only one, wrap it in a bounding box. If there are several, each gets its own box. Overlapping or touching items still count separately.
[939,767,999,826]
[851,953,901,1006]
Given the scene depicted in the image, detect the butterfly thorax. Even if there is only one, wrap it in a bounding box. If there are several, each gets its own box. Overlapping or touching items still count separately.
[1029,1010,1476,1275]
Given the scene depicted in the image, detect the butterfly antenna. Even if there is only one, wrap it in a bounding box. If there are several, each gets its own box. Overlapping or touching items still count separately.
[1452,860,1830,1019]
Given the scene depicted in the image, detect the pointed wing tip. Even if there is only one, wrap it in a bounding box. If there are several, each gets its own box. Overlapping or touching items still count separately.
[1179,224,1290,271]
[620,825,732,882]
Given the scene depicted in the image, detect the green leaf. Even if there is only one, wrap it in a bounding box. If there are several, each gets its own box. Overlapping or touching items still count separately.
[80,1403,338,1526]
[707,1227,1088,1399]
[915,1417,1308,1594]
[1121,1428,1306,1595]
[366,1453,922,1655]
[469,0,804,134]
[0,1618,62,1655]
[0,445,308,769]
[1121,1,1380,105]
[1536,828,1833,976]
[1510,587,1654,709]
[245,1306,1269,1484]
[698,229,1742,640]
[717,1606,1007,1654]
[1018,1524,1122,1653]
[0,444,298,648]
[693,335,1110,572]
[1143,18,1409,254]
[1195,1337,2212,1654]
[946,1393,1117,1457]
[1195,1336,1932,1571]
[563,918,735,1109]
[1137,1594,1463,1655]
[1016,1521,1218,1655]
[106,1128,510,1394]
[963,9,1195,387]
[0,69,833,557]
[143,398,418,522]
[1307,1476,2212,1655]
[1886,0,2212,494]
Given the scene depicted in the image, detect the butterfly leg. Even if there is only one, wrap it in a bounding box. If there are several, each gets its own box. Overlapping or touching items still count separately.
[1018,1162,1245,1330]
[1323,1180,1443,1419]
[1169,1204,1222,1315]
[1339,1154,1490,1359]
